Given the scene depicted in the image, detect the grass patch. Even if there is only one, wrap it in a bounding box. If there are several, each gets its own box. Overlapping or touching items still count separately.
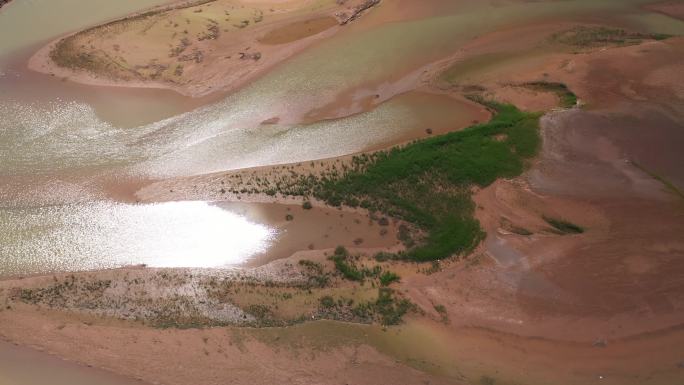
[298,259,330,288]
[553,26,671,48]
[374,288,413,325]
[319,295,335,308]
[523,82,578,108]
[330,247,364,281]
[318,288,414,326]
[543,216,584,234]
[379,271,401,286]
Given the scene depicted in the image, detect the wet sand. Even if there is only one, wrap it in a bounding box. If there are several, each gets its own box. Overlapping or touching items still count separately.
[0,340,149,385]
[218,201,403,267]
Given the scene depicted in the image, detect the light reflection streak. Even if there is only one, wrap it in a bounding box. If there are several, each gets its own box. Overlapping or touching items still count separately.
[0,201,276,276]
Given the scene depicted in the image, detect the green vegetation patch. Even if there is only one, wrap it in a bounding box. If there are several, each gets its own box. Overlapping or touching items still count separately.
[379,271,401,286]
[330,246,365,281]
[553,26,671,48]
[315,102,541,261]
[523,81,578,109]
[298,259,330,288]
[373,288,413,325]
[543,216,584,234]
[316,288,414,326]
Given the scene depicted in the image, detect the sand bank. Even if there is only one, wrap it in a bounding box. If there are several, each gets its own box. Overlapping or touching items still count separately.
[28,0,382,97]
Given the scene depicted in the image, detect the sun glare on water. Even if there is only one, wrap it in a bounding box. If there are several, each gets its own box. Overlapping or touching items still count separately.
[0,201,276,275]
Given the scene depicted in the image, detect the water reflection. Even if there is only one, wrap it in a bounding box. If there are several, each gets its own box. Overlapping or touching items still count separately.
[0,201,275,276]
[0,92,473,178]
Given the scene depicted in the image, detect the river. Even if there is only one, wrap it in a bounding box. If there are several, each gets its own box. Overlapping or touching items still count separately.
[1,0,682,277]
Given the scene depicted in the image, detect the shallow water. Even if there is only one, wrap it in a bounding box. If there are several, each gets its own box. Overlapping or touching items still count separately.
[0,340,148,385]
[1,0,682,275]
[0,201,276,277]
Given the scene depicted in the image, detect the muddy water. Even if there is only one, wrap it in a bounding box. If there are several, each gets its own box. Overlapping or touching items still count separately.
[0,0,198,128]
[0,340,148,385]
[1,0,683,275]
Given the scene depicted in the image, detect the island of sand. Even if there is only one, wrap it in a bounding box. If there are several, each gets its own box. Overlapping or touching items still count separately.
[29,0,381,97]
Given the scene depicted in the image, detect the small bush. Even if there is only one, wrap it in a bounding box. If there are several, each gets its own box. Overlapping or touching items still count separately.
[302,201,313,210]
[375,288,413,325]
[334,246,349,257]
[319,296,335,308]
[379,271,401,286]
[330,249,363,281]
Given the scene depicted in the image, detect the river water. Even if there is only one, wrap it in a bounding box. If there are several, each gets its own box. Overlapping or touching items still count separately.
[1,0,682,276]
[0,340,150,385]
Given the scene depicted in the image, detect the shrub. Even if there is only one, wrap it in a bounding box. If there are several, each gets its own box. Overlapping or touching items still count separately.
[330,248,363,281]
[319,296,335,308]
[379,271,400,286]
[375,288,413,325]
